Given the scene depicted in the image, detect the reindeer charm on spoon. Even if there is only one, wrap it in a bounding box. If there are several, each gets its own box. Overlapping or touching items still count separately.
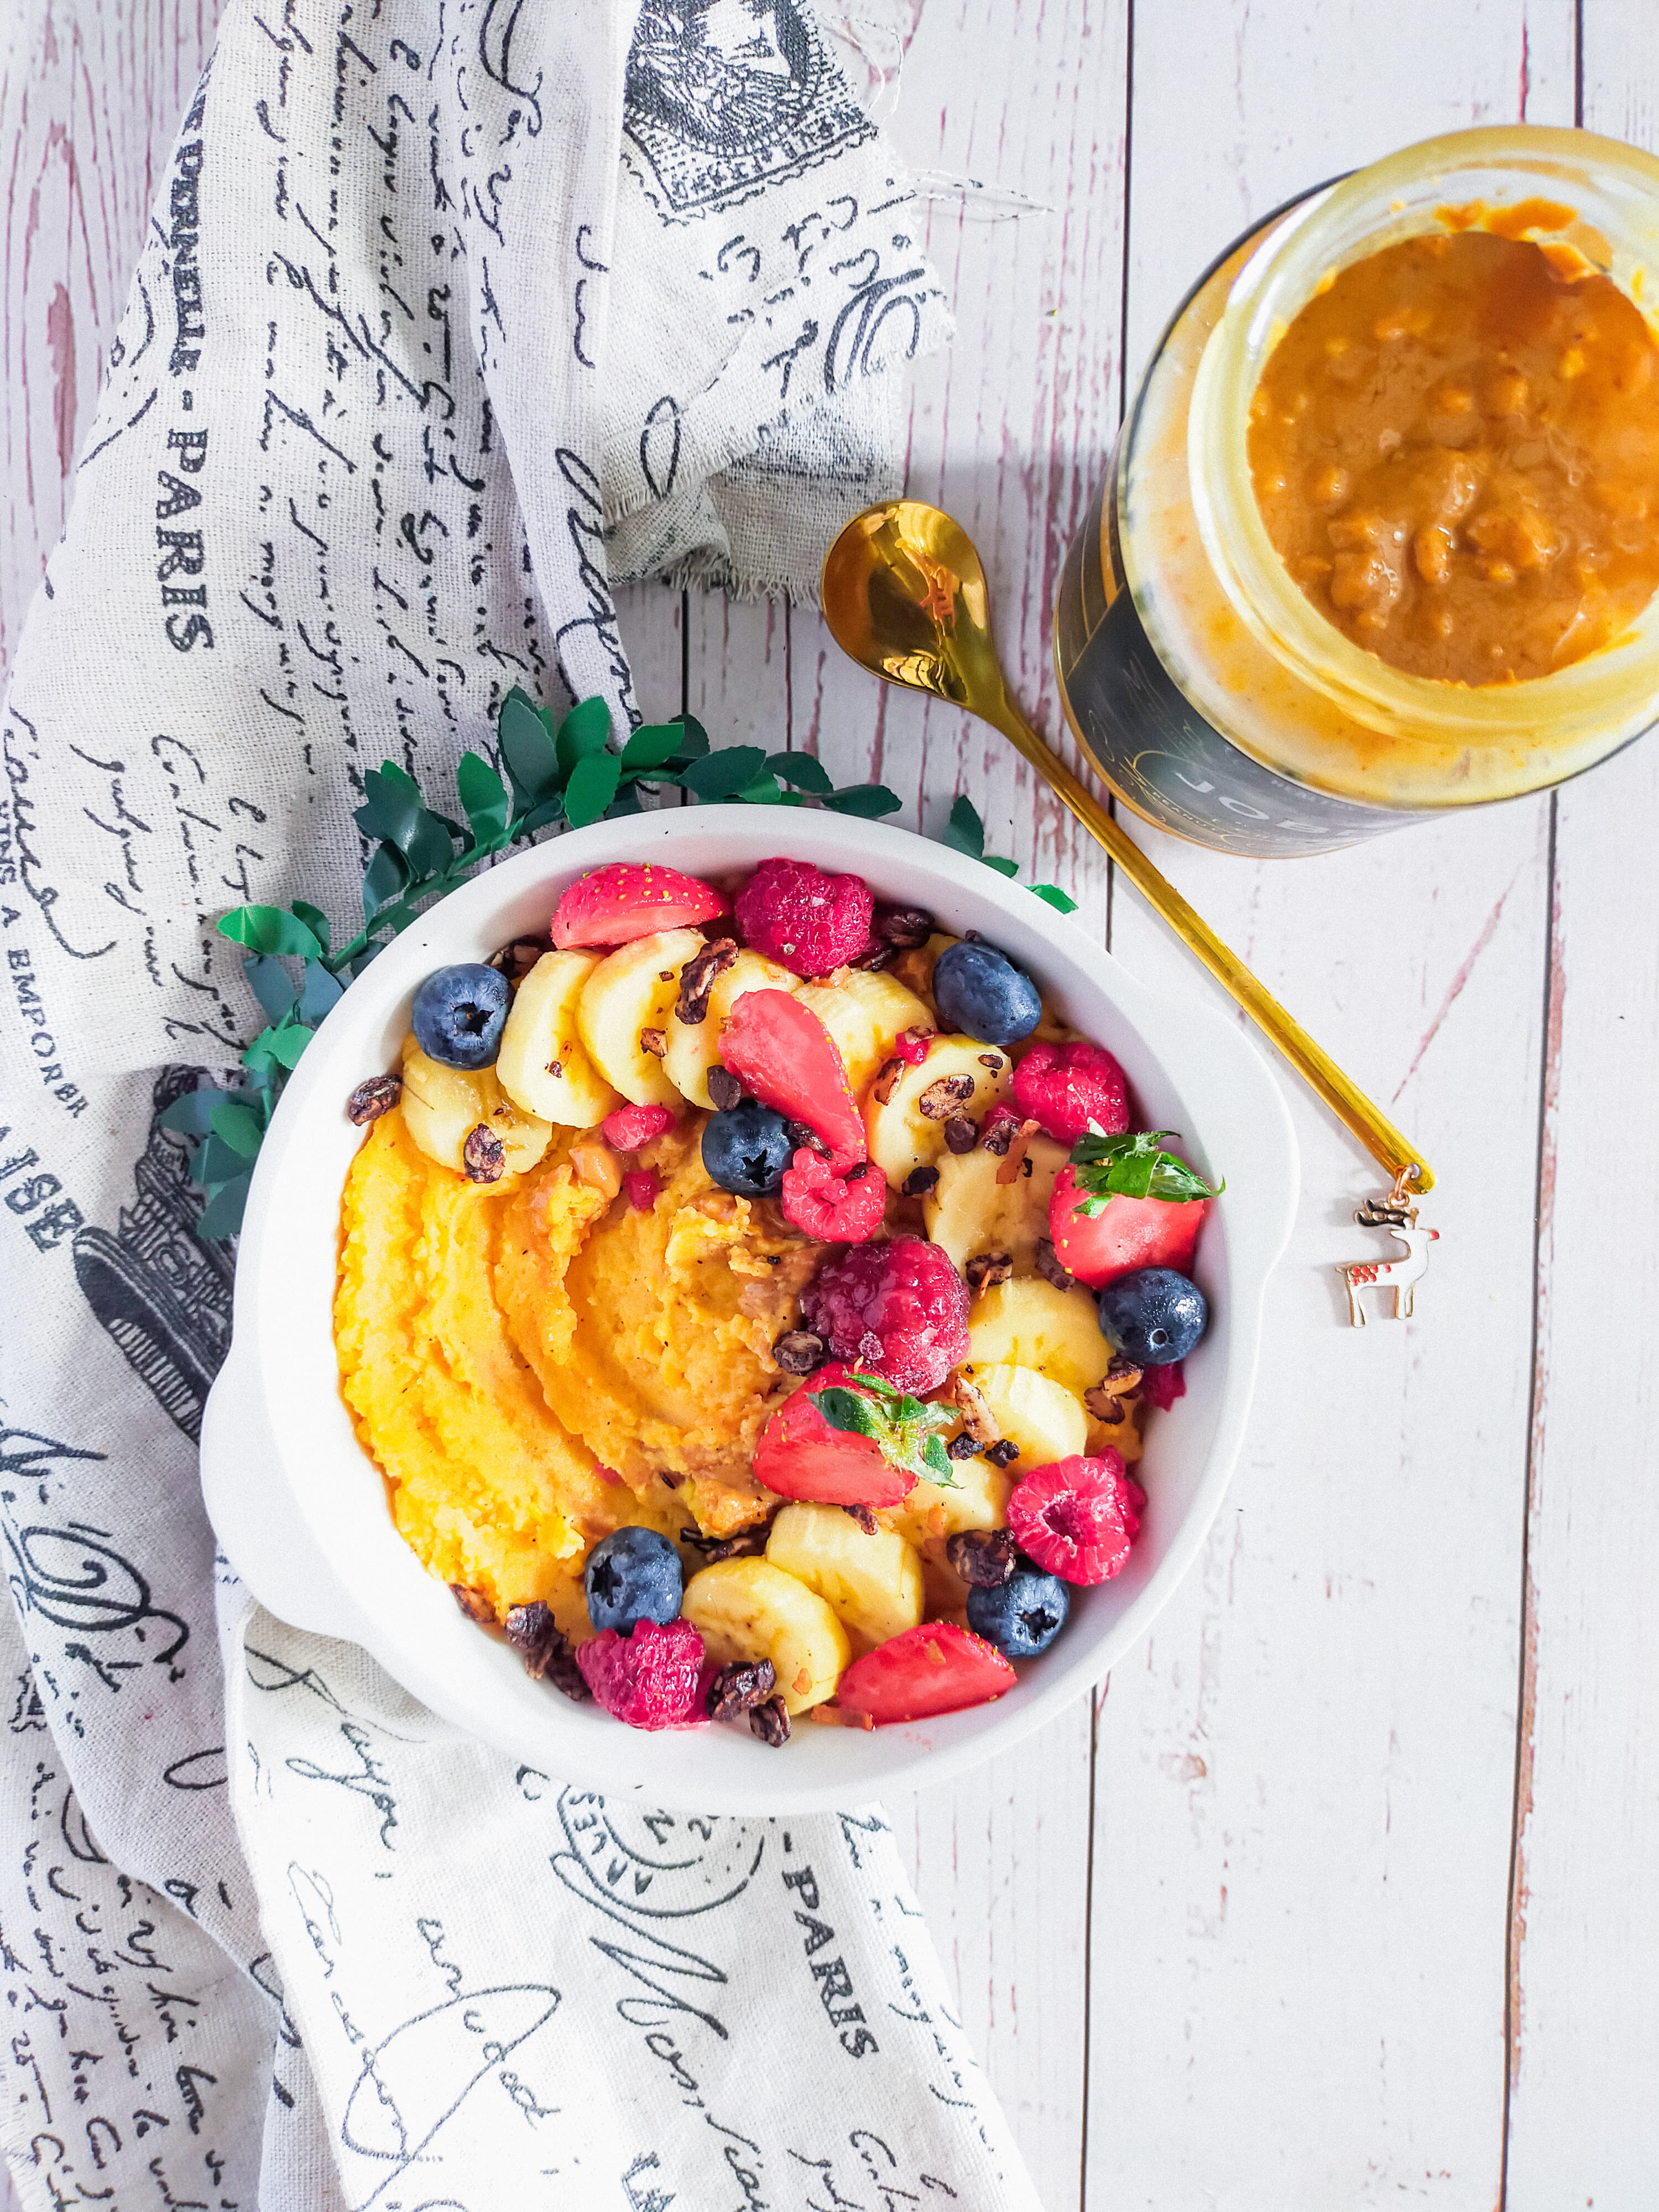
[1338,1170,1439,1327]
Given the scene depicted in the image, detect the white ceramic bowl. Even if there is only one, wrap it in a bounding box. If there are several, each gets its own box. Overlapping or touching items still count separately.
[201,806,1296,1812]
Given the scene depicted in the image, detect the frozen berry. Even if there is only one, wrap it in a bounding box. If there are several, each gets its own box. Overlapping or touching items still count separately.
[411,963,510,1069]
[551,862,726,949]
[1141,1359,1186,1411]
[753,1365,912,1509]
[602,1102,674,1150]
[1097,1268,1207,1365]
[1049,1166,1207,1287]
[702,1104,793,1198]
[719,989,866,1171]
[576,1618,707,1728]
[931,941,1041,1048]
[801,1237,969,1395]
[967,1567,1071,1658]
[1006,1453,1144,1585]
[735,857,873,978]
[780,1149,886,1243]
[1010,1040,1130,1145]
[624,1170,660,1211]
[834,1622,1016,1726]
[585,1527,684,1634]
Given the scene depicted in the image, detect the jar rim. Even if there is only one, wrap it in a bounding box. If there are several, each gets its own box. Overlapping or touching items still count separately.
[1189,123,1659,753]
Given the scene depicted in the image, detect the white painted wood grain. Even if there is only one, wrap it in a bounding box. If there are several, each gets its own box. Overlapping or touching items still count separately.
[1083,3,1572,2204]
[1503,18,1659,2203]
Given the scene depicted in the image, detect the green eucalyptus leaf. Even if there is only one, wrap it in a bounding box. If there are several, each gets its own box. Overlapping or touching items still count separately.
[678,747,769,801]
[824,784,902,820]
[608,781,645,817]
[677,714,712,759]
[268,1023,315,1071]
[555,696,612,779]
[156,1088,219,1138]
[244,953,297,1024]
[296,959,345,1025]
[498,690,561,804]
[519,794,566,835]
[736,776,789,805]
[290,900,332,954]
[209,1098,265,1158]
[217,905,324,959]
[197,1174,252,1240]
[622,722,688,771]
[1030,883,1079,914]
[456,752,511,844]
[362,841,409,920]
[356,765,427,852]
[404,808,455,877]
[766,752,833,795]
[194,1132,247,1188]
[943,794,985,859]
[983,854,1020,878]
[563,750,623,828]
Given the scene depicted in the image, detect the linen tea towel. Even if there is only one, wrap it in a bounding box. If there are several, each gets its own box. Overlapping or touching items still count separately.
[0,0,1041,2205]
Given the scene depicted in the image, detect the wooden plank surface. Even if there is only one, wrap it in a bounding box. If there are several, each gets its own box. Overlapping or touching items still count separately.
[4,0,1658,2206]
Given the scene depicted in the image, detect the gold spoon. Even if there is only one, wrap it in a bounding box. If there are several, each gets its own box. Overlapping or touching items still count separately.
[821,498,1434,1194]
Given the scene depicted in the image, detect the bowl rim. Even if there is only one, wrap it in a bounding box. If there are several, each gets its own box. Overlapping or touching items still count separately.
[204,804,1298,1813]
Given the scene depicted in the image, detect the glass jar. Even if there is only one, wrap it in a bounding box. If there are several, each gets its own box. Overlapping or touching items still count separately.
[1055,125,1659,857]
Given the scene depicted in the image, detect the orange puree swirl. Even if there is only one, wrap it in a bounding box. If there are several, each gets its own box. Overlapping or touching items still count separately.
[1248,228,1659,684]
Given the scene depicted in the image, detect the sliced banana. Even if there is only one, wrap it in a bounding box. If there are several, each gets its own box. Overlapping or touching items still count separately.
[766,1502,924,1652]
[968,1276,1113,1395]
[964,1361,1088,1470]
[681,1557,850,1714]
[577,927,707,1107]
[795,970,933,1097]
[881,1451,1013,1548]
[864,1035,1013,1188]
[924,1132,1068,1273]
[398,1042,553,1176]
[663,947,798,1109]
[495,950,623,1126]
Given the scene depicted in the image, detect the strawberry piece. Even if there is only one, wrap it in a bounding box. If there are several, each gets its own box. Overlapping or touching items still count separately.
[576,1618,708,1728]
[1048,1165,1206,1288]
[1006,1452,1145,1584]
[752,1363,913,1508]
[551,862,726,950]
[1011,1040,1130,1146]
[892,1026,934,1067]
[780,1150,886,1243]
[834,1622,1017,1727]
[602,1102,674,1150]
[624,1170,660,1212]
[719,989,866,1172]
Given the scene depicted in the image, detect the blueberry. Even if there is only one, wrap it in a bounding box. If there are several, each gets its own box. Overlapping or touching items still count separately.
[932,941,1042,1049]
[410,963,510,1070]
[585,1527,684,1634]
[702,1104,793,1197]
[1097,1266,1208,1365]
[967,1567,1070,1659]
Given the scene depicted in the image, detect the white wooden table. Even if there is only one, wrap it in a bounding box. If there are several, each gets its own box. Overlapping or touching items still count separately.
[5,1,1655,2204]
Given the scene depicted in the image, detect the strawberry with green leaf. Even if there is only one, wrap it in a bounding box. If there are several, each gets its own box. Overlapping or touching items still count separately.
[753,1364,960,1508]
[1050,1128,1220,1289]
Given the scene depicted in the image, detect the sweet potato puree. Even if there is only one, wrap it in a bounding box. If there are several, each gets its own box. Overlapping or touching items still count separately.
[1248,223,1659,682]
[334,1108,807,1632]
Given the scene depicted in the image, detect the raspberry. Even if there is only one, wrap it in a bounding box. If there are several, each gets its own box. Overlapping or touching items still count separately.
[734,857,874,978]
[1141,1359,1186,1412]
[624,1170,660,1212]
[1006,1453,1145,1585]
[575,1618,707,1729]
[801,1236,969,1394]
[1010,1040,1130,1146]
[892,1026,934,1066]
[780,1150,886,1243]
[603,1103,674,1150]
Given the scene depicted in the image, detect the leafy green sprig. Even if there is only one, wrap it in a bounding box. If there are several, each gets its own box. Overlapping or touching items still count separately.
[1067,1127,1222,1217]
[811,1370,961,1489]
[941,794,1079,915]
[164,687,902,1235]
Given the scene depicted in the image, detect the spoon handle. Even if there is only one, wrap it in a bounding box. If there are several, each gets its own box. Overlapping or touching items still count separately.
[990,696,1434,1194]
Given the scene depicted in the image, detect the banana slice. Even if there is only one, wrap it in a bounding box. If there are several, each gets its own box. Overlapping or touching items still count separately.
[881,1451,1013,1548]
[398,1042,553,1176]
[577,927,707,1107]
[681,1557,850,1714]
[968,1276,1113,1395]
[924,1132,1068,1272]
[766,1502,924,1652]
[794,969,933,1097]
[887,931,960,1013]
[864,1035,1014,1188]
[964,1361,1088,1470]
[663,947,798,1109]
[495,950,623,1126]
